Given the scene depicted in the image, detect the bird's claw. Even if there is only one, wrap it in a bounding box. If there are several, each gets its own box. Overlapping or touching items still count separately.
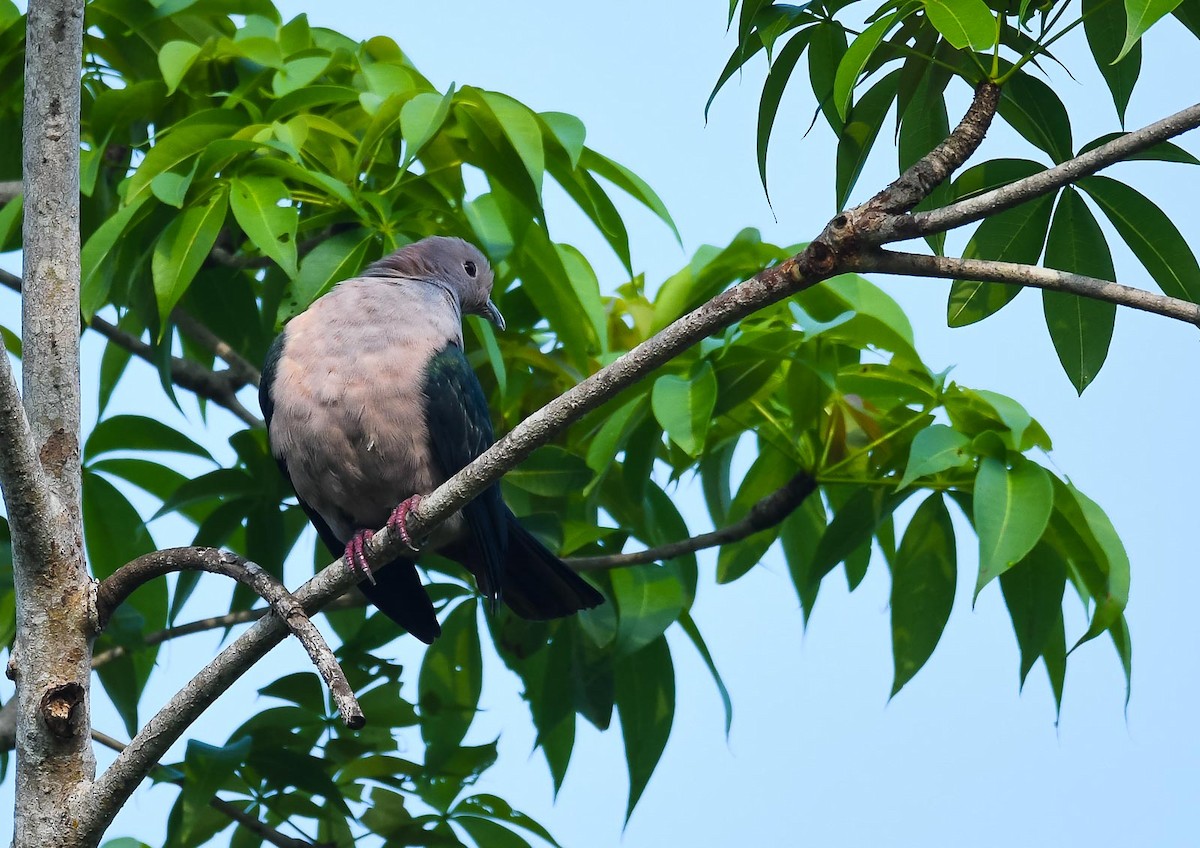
[387,494,424,553]
[343,530,376,585]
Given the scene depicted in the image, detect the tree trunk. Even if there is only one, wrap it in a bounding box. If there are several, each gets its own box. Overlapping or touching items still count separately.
[12,1,93,845]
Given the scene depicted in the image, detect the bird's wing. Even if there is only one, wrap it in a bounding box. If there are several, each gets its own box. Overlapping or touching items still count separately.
[422,343,508,603]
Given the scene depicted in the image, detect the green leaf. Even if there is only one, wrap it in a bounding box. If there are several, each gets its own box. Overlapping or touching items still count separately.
[757,28,813,198]
[84,415,214,462]
[506,446,593,497]
[454,794,562,848]
[456,817,533,848]
[158,40,202,95]
[973,457,1053,596]
[678,611,732,735]
[809,21,849,132]
[127,110,244,203]
[1117,0,1185,60]
[997,72,1073,163]
[419,600,481,758]
[81,194,152,320]
[179,737,252,845]
[614,636,674,821]
[0,325,18,358]
[229,176,299,277]
[1080,174,1200,302]
[1078,133,1200,164]
[480,91,545,196]
[810,487,911,592]
[947,192,1054,326]
[276,229,373,326]
[540,111,587,169]
[833,14,896,121]
[999,542,1066,686]
[610,564,685,656]
[1042,188,1117,394]
[1083,0,1141,123]
[898,424,973,489]
[556,244,608,355]
[1068,485,1131,649]
[835,70,899,210]
[400,85,456,172]
[651,363,718,457]
[890,493,957,695]
[580,148,680,243]
[716,445,801,583]
[923,0,997,49]
[151,188,229,331]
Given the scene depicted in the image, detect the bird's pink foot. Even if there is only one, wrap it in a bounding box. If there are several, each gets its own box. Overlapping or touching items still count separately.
[343,529,376,585]
[386,494,423,553]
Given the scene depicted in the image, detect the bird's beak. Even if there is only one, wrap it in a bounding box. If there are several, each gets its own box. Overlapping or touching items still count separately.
[483,299,506,331]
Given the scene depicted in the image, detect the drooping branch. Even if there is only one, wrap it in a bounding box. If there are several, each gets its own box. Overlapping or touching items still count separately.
[0,269,264,428]
[851,249,1200,326]
[89,729,322,848]
[96,548,363,729]
[569,471,818,570]
[874,100,1200,243]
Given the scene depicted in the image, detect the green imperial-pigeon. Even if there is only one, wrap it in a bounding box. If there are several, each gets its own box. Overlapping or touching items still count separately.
[260,236,604,644]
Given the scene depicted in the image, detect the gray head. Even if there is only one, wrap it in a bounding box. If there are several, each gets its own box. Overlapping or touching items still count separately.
[365,236,505,329]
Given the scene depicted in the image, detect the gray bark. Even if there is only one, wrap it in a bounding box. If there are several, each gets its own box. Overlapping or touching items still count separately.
[11,2,93,846]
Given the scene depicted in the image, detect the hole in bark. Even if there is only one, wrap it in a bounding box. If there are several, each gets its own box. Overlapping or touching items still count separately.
[40,682,84,738]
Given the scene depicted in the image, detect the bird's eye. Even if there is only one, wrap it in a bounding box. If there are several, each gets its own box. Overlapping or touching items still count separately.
[463,260,477,278]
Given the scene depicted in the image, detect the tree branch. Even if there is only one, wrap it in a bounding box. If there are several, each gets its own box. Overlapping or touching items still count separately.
[0,269,264,428]
[851,249,1200,326]
[875,100,1200,243]
[173,309,261,389]
[90,729,325,848]
[868,81,1001,215]
[568,471,818,570]
[91,595,365,669]
[96,548,363,729]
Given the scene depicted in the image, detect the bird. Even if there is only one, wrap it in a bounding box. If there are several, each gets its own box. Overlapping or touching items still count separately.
[259,235,605,644]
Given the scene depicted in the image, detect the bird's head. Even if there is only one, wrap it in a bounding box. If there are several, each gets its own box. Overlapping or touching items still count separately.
[366,236,505,330]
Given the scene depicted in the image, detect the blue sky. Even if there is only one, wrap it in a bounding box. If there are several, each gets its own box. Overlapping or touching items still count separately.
[3,2,1200,846]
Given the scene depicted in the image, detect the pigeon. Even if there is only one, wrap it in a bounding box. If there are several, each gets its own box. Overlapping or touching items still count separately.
[260,236,604,643]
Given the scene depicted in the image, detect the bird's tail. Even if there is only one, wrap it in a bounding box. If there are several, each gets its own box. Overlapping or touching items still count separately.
[357,557,442,644]
[500,512,605,620]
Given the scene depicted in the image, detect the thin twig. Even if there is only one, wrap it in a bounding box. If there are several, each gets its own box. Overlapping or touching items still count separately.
[874,100,1200,243]
[0,269,264,428]
[568,471,818,570]
[173,309,261,389]
[96,548,363,729]
[852,249,1200,326]
[90,729,324,848]
[91,594,365,669]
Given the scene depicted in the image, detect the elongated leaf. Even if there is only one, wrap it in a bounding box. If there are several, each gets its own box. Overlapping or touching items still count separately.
[229,176,299,277]
[923,0,997,49]
[757,28,813,198]
[1042,188,1117,394]
[506,446,592,497]
[678,611,732,735]
[276,229,374,326]
[481,91,545,196]
[836,70,899,210]
[890,493,957,695]
[419,600,481,759]
[947,192,1054,326]
[1077,133,1199,164]
[581,148,680,242]
[1068,485,1131,649]
[158,40,202,95]
[1080,175,1200,302]
[1117,0,1185,60]
[399,85,455,172]
[898,424,973,488]
[151,188,229,330]
[809,21,849,132]
[833,14,896,120]
[973,457,1053,596]
[999,542,1066,685]
[610,564,685,656]
[84,414,213,462]
[127,110,244,202]
[81,194,152,320]
[1084,0,1141,123]
[651,363,718,457]
[614,636,674,821]
[997,72,1073,163]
